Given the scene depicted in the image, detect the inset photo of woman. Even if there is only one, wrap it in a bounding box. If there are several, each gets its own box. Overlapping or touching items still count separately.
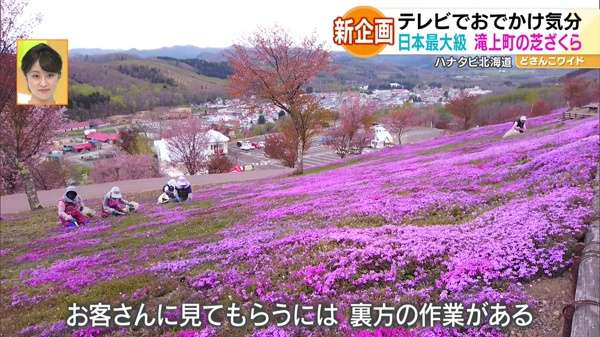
[16,39,68,106]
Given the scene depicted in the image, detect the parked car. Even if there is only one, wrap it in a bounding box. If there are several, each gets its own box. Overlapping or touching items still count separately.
[81,153,100,161]
[62,144,74,153]
[240,141,253,151]
[253,141,265,149]
[100,151,116,159]
[48,150,63,160]
[236,141,243,147]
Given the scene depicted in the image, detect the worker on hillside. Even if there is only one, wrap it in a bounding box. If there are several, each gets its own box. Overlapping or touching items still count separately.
[175,175,193,202]
[102,186,139,216]
[503,115,527,138]
[57,186,95,228]
[157,178,178,204]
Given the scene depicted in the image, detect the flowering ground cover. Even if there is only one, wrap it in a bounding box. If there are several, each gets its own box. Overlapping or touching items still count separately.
[1,111,598,337]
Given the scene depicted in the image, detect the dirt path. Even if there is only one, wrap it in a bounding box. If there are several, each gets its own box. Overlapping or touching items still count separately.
[1,168,292,215]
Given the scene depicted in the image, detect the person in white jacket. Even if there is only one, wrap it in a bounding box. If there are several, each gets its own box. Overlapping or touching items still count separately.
[503,115,527,138]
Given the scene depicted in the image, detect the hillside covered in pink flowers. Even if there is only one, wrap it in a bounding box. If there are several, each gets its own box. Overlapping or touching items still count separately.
[1,111,598,337]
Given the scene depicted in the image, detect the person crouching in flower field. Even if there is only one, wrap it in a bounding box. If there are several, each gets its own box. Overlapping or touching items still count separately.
[503,115,527,138]
[175,175,192,202]
[57,186,95,228]
[102,186,139,217]
[157,178,178,204]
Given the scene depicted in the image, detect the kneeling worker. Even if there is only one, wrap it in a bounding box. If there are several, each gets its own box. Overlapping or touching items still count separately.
[503,115,527,138]
[57,186,95,228]
[102,186,139,217]
[175,175,193,202]
[157,178,178,204]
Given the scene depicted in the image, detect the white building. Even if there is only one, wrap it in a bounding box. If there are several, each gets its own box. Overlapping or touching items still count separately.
[464,86,492,96]
[370,124,394,149]
[205,129,230,155]
[153,129,230,175]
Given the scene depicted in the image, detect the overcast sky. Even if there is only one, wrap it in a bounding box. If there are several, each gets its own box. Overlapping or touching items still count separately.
[25,0,600,50]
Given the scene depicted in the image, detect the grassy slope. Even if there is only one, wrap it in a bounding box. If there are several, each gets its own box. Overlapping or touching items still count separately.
[0,113,598,337]
[70,57,227,98]
[112,59,227,91]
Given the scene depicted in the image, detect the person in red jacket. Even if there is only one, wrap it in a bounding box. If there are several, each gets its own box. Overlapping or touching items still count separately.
[57,186,91,228]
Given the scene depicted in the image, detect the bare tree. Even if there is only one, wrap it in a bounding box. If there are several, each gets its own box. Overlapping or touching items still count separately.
[325,94,375,157]
[0,0,62,209]
[562,77,595,108]
[385,103,418,145]
[324,127,351,158]
[264,118,299,167]
[0,0,40,56]
[164,118,209,175]
[446,93,479,130]
[226,26,331,174]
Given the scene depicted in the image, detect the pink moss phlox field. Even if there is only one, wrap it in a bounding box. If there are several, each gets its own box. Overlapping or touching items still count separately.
[7,113,598,336]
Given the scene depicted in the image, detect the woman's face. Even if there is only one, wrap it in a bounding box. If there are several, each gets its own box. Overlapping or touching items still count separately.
[26,60,60,103]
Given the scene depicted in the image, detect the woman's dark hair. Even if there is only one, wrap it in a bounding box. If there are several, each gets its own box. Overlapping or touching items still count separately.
[21,43,62,75]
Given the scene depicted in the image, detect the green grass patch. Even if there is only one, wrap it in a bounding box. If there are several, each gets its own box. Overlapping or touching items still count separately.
[406,206,471,226]
[337,215,387,228]
[160,211,243,243]
[469,158,488,167]
[110,213,150,232]
[164,198,213,210]
[514,155,530,165]
[0,208,59,249]
[419,142,466,156]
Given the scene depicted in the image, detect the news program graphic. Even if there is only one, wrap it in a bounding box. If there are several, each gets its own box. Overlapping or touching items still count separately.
[333,7,600,68]
[16,39,69,106]
[333,6,395,58]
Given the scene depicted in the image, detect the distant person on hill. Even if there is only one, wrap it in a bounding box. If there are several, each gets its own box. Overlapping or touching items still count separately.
[175,175,193,202]
[157,178,178,204]
[57,186,95,228]
[102,186,139,216]
[503,115,527,138]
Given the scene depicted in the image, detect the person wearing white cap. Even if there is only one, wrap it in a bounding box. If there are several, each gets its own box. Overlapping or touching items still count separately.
[102,186,139,217]
[175,175,193,202]
[503,115,527,138]
[157,178,178,204]
[57,186,95,228]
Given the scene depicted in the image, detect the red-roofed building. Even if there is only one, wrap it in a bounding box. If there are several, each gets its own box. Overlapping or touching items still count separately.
[86,132,120,143]
[73,143,96,152]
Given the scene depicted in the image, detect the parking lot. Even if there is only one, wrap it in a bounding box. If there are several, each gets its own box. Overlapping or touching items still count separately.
[228,138,342,170]
[228,127,445,171]
[62,142,117,167]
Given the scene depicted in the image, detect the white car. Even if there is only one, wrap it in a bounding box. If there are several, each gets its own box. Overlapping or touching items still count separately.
[240,142,253,151]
